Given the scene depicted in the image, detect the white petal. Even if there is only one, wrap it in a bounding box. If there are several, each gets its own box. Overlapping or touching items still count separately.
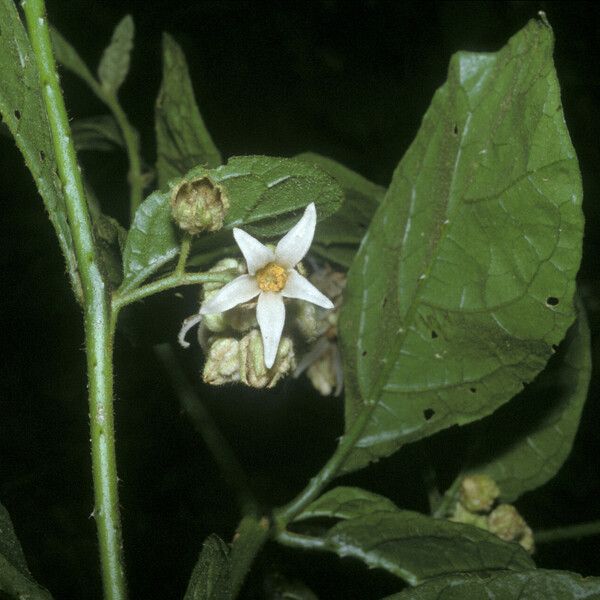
[233,228,275,275]
[256,292,285,369]
[281,270,334,309]
[275,202,317,268]
[199,275,260,314]
[177,313,203,348]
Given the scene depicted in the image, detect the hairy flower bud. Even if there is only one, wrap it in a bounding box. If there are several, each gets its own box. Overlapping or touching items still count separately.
[487,504,534,553]
[171,176,228,234]
[239,330,295,388]
[202,338,240,385]
[459,475,500,513]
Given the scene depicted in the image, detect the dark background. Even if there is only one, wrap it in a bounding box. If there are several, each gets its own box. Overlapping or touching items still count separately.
[1,1,599,598]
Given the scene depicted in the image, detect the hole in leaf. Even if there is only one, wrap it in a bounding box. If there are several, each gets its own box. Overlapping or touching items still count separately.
[382,297,388,308]
[469,387,477,393]
[358,222,367,229]
[431,330,438,339]
[453,124,458,135]
[546,296,559,306]
[423,408,435,421]
[14,109,21,120]
[39,150,46,161]
[552,344,559,352]
[361,350,367,357]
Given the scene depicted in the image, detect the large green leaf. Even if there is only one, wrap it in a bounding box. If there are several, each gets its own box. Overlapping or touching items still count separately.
[438,301,591,510]
[184,535,231,600]
[155,33,222,188]
[291,487,533,585]
[383,570,600,599]
[339,17,583,473]
[97,15,134,95]
[0,0,81,301]
[120,156,343,291]
[0,501,53,599]
[296,152,384,268]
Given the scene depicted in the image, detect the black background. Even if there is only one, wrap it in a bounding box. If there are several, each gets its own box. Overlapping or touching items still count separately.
[1,1,599,598]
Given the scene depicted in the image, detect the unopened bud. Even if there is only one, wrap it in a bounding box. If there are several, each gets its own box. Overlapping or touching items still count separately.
[239,330,295,388]
[171,176,228,234]
[202,338,240,385]
[307,344,340,396]
[487,504,534,553]
[459,475,500,513]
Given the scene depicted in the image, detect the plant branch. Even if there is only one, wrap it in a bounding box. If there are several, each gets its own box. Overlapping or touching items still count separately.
[112,270,235,313]
[273,405,374,529]
[103,93,145,221]
[23,2,127,598]
[154,344,258,516]
[535,520,600,544]
[274,530,327,552]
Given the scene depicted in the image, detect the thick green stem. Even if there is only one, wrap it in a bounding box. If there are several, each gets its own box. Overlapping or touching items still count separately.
[23,2,127,598]
[273,405,374,529]
[103,93,144,221]
[535,520,600,544]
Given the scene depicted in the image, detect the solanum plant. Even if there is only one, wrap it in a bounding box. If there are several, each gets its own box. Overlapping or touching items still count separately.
[1,1,599,598]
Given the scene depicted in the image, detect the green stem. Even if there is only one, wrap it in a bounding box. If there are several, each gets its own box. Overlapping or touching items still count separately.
[103,93,144,222]
[175,234,193,275]
[535,520,600,544]
[274,530,327,552]
[23,2,127,598]
[112,270,234,313]
[273,405,374,529]
[154,344,258,516]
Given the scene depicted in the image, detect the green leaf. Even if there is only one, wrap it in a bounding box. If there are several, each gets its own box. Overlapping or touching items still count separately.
[50,25,101,98]
[0,501,53,599]
[0,0,82,301]
[155,33,222,188]
[120,189,179,292]
[97,15,134,95]
[382,569,600,599]
[438,300,591,510]
[296,153,383,267]
[184,534,231,600]
[120,156,343,291]
[71,115,124,152]
[94,213,126,288]
[291,487,533,585]
[339,17,583,473]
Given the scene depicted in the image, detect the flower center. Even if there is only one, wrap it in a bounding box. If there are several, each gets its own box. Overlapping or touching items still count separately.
[256,262,288,292]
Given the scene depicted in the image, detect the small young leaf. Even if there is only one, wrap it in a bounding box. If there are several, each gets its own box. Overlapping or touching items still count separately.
[50,25,101,97]
[72,115,124,152]
[120,190,179,292]
[120,156,343,292]
[0,501,53,599]
[290,487,533,585]
[155,33,222,188]
[438,300,591,509]
[339,17,583,473]
[0,0,82,301]
[184,535,231,600]
[382,570,600,599]
[97,15,134,95]
[296,152,383,267]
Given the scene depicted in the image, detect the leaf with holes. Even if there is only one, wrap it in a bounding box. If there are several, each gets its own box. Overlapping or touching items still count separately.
[0,501,53,599]
[339,17,583,473]
[120,156,343,291]
[382,570,600,600]
[290,487,533,586]
[0,0,82,301]
[97,15,134,95]
[155,33,222,188]
[437,300,591,510]
[296,152,384,268]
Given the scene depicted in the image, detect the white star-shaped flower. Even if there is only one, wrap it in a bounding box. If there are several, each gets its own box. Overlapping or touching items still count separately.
[200,203,334,368]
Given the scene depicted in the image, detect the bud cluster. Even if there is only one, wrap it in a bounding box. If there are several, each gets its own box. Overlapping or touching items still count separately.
[450,475,534,553]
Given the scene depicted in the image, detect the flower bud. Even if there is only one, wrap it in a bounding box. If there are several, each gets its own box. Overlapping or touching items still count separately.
[307,343,342,396]
[202,337,240,385]
[487,504,534,553]
[239,330,295,388]
[171,176,228,234]
[459,475,500,513]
